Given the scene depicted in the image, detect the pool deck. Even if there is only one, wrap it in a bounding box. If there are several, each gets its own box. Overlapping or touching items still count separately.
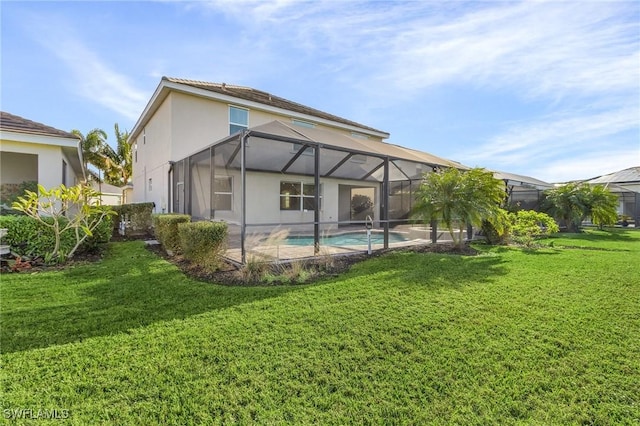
[224,238,431,264]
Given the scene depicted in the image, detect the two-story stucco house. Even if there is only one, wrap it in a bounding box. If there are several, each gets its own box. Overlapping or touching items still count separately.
[129,77,464,262]
[1,112,85,206]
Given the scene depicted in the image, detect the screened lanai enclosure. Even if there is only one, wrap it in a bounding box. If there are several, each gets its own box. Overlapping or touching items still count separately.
[169,121,467,264]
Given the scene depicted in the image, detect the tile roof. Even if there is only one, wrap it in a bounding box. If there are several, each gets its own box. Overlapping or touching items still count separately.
[163,77,389,137]
[0,111,78,139]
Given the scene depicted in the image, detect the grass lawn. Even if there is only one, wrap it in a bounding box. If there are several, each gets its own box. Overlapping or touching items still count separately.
[1,228,639,424]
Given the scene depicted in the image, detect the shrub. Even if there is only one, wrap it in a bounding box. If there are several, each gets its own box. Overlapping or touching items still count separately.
[480,208,512,245]
[509,210,559,247]
[83,207,114,251]
[0,181,37,215]
[112,202,155,235]
[152,214,191,253]
[178,221,228,272]
[9,184,115,262]
[0,215,83,260]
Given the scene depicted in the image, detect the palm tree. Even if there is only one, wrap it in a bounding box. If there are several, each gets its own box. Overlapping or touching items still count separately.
[544,183,618,231]
[588,185,618,229]
[412,167,505,248]
[72,128,109,182]
[102,124,132,188]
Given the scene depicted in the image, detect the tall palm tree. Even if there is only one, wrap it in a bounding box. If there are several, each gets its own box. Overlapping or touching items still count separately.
[412,167,505,247]
[102,123,132,188]
[72,128,109,183]
[95,124,132,203]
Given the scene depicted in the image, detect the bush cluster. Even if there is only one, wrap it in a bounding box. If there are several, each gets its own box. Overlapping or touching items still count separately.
[0,213,112,259]
[152,214,191,253]
[178,221,228,272]
[112,202,155,235]
[509,210,559,247]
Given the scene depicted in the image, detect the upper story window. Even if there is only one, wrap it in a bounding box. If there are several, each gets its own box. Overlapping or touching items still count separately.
[351,132,369,139]
[292,119,315,128]
[292,143,315,156]
[229,106,248,135]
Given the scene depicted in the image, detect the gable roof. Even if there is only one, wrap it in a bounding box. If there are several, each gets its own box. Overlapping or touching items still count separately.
[493,170,553,190]
[585,166,640,185]
[0,111,78,140]
[130,77,390,141]
[1,111,85,181]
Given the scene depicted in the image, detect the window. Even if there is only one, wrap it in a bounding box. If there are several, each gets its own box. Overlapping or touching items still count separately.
[134,143,138,163]
[292,119,315,128]
[62,160,67,186]
[213,176,232,210]
[351,132,369,139]
[292,143,315,156]
[148,178,152,192]
[280,181,321,211]
[229,106,248,135]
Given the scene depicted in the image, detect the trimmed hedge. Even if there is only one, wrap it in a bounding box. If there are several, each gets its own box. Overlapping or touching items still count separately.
[152,214,191,253]
[178,221,228,272]
[0,213,113,259]
[112,202,155,235]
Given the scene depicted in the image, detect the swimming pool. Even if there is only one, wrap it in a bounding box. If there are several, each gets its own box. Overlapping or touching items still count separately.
[283,231,408,246]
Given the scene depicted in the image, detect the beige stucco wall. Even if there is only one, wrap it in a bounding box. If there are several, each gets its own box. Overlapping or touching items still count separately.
[133,89,386,212]
[205,168,378,227]
[0,139,81,189]
[132,94,173,212]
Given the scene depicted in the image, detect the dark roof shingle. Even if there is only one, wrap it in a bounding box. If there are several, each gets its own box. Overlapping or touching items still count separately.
[0,111,78,139]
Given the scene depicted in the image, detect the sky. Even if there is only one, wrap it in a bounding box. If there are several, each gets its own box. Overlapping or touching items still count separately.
[2,0,639,183]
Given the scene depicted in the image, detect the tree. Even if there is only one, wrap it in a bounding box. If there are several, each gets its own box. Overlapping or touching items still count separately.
[586,185,618,229]
[11,183,115,261]
[72,128,109,182]
[102,123,132,188]
[543,183,618,232]
[412,167,505,248]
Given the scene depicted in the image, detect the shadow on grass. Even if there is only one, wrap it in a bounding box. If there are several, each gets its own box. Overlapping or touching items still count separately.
[1,242,299,353]
[343,249,509,291]
[551,228,639,243]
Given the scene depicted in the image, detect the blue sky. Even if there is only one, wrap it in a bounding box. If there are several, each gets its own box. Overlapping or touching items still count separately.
[2,0,639,183]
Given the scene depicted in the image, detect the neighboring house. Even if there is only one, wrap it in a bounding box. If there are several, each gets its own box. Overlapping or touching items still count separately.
[0,112,85,206]
[493,170,553,211]
[89,181,125,206]
[129,77,465,261]
[584,166,640,226]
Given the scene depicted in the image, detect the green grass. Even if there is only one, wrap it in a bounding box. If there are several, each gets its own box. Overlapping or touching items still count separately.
[1,228,639,424]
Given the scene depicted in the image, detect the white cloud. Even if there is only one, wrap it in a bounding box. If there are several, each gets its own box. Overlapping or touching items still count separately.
[535,151,639,183]
[26,16,148,121]
[456,105,640,182]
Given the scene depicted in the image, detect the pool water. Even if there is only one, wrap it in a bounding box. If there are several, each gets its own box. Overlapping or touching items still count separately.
[283,232,408,246]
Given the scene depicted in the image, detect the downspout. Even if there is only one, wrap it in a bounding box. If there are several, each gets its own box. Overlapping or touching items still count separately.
[76,139,87,183]
[168,161,175,213]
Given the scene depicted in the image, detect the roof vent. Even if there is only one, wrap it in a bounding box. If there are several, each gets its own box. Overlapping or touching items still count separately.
[221,83,226,90]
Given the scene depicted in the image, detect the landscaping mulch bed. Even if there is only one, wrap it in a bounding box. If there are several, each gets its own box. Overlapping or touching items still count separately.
[145,240,478,286]
[2,227,478,284]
